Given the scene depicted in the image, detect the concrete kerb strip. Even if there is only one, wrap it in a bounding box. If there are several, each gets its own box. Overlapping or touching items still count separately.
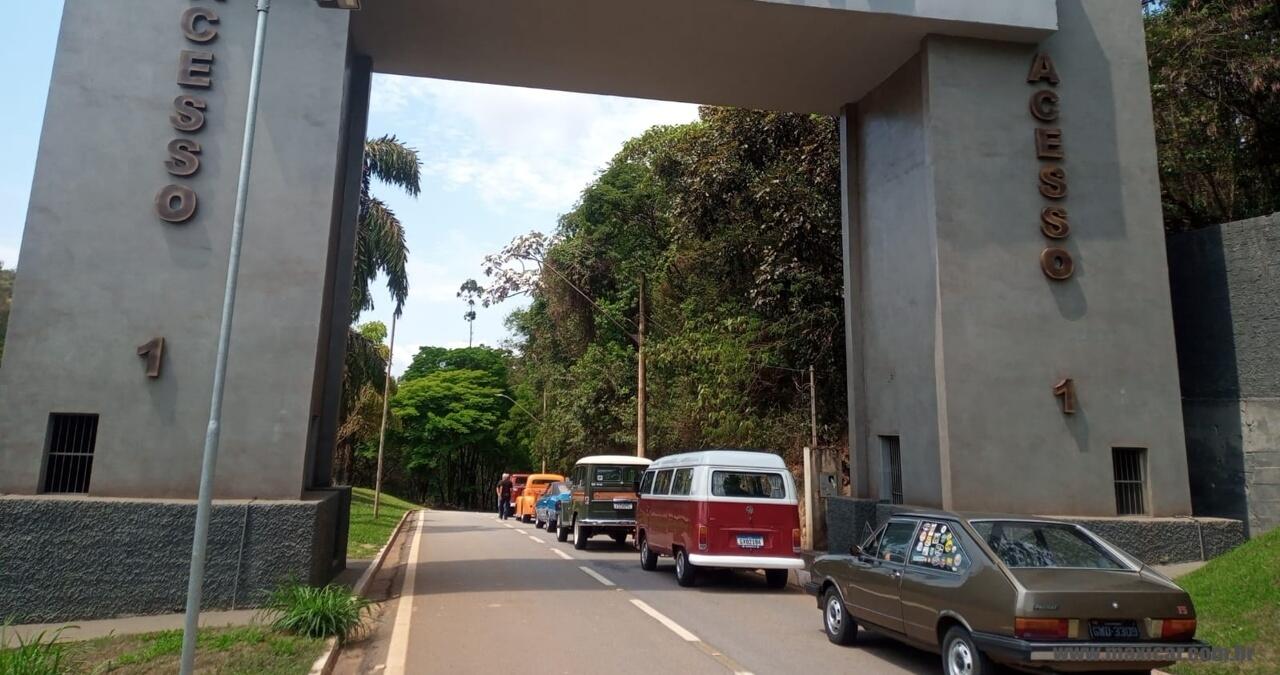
[307,507,418,675]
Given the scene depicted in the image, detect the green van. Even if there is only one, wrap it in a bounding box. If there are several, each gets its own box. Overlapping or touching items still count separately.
[556,455,652,550]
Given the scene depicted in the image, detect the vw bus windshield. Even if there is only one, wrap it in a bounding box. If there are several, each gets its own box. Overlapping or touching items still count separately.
[711,471,787,499]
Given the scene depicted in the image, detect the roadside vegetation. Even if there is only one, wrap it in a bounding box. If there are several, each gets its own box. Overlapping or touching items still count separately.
[347,486,418,560]
[1170,527,1280,674]
[259,583,372,643]
[1,625,324,675]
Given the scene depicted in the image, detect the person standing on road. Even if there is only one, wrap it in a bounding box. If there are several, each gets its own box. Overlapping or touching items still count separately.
[496,473,513,520]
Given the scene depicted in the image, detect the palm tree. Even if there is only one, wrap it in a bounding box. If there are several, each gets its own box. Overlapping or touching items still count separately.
[351,135,420,322]
[336,137,421,485]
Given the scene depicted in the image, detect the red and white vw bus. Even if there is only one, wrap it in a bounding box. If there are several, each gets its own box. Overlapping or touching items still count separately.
[636,450,802,588]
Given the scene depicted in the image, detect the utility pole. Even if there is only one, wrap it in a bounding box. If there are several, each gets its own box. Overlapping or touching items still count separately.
[809,364,818,451]
[541,388,548,473]
[373,313,397,519]
[636,272,647,458]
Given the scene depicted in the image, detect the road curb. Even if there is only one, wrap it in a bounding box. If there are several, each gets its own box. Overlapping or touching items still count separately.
[307,507,418,675]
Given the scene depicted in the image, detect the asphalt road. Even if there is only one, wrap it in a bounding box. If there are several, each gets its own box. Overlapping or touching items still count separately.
[336,509,941,675]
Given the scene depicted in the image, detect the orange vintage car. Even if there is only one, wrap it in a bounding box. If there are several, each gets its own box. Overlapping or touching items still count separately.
[515,473,564,523]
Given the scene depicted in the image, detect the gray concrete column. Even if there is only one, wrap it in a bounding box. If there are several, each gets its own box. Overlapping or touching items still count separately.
[0,0,353,499]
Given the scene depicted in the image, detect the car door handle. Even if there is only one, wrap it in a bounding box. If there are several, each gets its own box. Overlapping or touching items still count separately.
[892,570,901,579]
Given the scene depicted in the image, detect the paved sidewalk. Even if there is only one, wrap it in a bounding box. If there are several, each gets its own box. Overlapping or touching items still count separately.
[7,609,260,644]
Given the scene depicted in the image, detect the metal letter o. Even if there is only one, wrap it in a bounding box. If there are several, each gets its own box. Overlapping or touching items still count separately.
[156,184,197,223]
[1040,247,1075,280]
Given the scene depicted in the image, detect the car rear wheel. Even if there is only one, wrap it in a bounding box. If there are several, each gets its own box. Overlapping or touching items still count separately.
[823,587,857,645]
[573,519,589,550]
[639,537,658,571]
[765,568,789,589]
[674,548,697,587]
[942,626,992,675]
[556,521,570,542]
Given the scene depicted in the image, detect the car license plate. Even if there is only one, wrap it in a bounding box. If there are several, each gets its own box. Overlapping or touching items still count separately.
[1088,620,1140,640]
[613,501,633,510]
[737,535,765,549]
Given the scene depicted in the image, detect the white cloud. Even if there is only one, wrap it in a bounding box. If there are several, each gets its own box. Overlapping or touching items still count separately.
[371,76,700,213]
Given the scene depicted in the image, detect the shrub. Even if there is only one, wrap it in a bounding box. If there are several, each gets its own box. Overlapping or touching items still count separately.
[0,621,69,675]
[259,583,373,642]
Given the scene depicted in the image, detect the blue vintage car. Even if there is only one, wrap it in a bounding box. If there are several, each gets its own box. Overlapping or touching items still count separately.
[534,481,572,530]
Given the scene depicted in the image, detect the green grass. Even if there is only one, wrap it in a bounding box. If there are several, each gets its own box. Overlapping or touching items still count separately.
[347,487,419,560]
[1169,527,1280,674]
[0,626,325,675]
[0,623,70,675]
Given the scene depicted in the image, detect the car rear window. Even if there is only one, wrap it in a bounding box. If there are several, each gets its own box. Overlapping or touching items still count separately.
[514,476,527,486]
[710,471,787,499]
[971,521,1126,569]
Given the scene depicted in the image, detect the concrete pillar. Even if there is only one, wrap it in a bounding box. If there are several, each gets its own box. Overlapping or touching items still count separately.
[0,0,354,500]
[841,0,1193,516]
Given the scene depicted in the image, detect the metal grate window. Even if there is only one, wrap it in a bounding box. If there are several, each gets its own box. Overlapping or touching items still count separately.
[880,435,904,505]
[1112,447,1147,516]
[42,413,99,494]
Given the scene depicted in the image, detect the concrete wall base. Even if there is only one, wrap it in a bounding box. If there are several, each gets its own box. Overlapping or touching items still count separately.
[0,490,348,624]
[826,496,1245,565]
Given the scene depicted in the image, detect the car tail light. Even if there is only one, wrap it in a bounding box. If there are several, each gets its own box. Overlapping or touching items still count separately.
[1014,618,1070,640]
[1160,619,1196,640]
[698,525,709,551]
[792,528,802,552]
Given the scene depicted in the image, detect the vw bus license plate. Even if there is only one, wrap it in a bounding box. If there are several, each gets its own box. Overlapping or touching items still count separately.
[737,534,765,549]
[613,500,633,510]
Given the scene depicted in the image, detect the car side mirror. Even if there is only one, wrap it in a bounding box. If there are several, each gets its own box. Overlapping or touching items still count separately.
[849,544,862,558]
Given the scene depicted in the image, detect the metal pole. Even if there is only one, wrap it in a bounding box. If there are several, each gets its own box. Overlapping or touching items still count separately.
[373,313,397,519]
[180,2,271,673]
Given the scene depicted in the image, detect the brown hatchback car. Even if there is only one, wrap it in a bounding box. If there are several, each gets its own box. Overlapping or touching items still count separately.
[806,511,1202,674]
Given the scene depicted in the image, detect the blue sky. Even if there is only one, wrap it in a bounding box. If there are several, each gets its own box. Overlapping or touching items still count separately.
[0,2,699,374]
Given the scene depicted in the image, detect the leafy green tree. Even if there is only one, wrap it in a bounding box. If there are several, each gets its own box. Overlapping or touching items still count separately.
[1146,0,1280,229]
[491,108,846,465]
[392,345,531,507]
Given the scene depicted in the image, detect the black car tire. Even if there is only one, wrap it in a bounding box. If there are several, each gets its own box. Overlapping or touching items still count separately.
[612,533,628,545]
[522,514,532,524]
[674,548,697,587]
[573,519,589,550]
[639,537,658,571]
[823,587,857,645]
[547,518,557,532]
[557,521,570,542]
[534,513,544,528]
[941,626,993,675]
[765,569,789,589]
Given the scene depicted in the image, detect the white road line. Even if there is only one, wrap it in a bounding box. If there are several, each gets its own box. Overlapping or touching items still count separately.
[579,566,616,587]
[551,548,574,560]
[384,513,424,675]
[629,598,700,642]
[527,535,544,543]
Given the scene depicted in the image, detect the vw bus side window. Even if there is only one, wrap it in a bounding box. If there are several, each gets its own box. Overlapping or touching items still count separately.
[639,470,655,495]
[652,469,674,495]
[670,468,694,496]
[710,471,786,499]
